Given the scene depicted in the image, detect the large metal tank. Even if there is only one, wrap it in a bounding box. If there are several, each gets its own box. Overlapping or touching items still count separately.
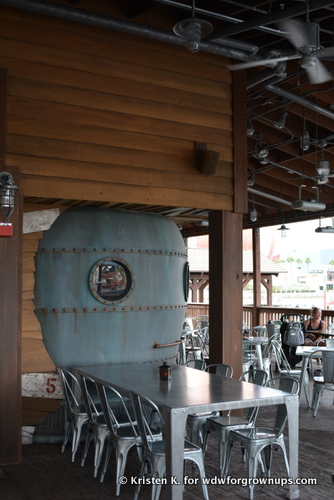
[34,207,189,367]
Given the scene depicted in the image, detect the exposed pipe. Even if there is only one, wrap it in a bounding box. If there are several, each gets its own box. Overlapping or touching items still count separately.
[247,62,287,89]
[266,84,334,121]
[0,0,256,61]
[248,187,292,206]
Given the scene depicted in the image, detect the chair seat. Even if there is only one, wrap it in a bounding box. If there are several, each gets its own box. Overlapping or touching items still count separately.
[231,426,278,441]
[150,439,203,455]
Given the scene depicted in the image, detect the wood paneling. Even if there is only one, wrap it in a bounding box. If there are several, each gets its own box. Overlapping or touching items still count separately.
[22,231,54,374]
[0,5,234,212]
[22,397,60,426]
[22,339,55,374]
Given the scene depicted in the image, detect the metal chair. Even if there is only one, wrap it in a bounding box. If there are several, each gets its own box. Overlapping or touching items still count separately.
[202,369,268,477]
[224,376,300,500]
[185,359,206,370]
[309,349,334,417]
[205,363,233,377]
[196,326,210,359]
[56,366,89,462]
[270,339,311,407]
[131,391,209,500]
[95,381,142,495]
[77,372,128,479]
[260,333,281,380]
[186,363,233,446]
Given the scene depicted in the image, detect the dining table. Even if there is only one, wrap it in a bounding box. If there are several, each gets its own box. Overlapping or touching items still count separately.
[243,336,269,370]
[75,362,300,500]
[295,344,334,404]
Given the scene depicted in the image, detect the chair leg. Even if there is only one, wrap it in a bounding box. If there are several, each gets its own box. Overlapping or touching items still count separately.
[133,456,147,500]
[222,439,233,478]
[246,448,260,500]
[218,428,229,478]
[100,440,113,483]
[93,428,110,478]
[71,417,88,462]
[196,458,210,500]
[81,428,91,467]
[261,445,273,477]
[61,419,72,453]
[115,441,137,496]
[312,386,324,417]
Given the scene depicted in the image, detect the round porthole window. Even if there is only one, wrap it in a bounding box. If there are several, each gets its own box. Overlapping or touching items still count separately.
[89,258,133,304]
[183,261,190,302]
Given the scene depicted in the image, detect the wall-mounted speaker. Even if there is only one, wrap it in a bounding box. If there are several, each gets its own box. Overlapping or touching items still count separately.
[195,142,220,175]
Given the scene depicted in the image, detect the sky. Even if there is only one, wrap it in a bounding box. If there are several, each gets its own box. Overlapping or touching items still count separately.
[259,217,334,268]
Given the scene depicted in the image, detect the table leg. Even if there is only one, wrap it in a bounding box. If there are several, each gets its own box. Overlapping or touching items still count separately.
[298,357,309,407]
[286,394,300,499]
[255,344,264,370]
[163,406,188,500]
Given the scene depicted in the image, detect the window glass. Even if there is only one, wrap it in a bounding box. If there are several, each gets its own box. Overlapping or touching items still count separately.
[90,259,132,303]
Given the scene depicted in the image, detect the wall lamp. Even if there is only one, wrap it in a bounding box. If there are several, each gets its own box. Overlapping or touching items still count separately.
[0,171,19,219]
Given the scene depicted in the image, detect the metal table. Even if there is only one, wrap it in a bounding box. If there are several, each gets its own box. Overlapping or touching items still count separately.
[243,336,269,370]
[75,363,299,500]
[295,345,334,403]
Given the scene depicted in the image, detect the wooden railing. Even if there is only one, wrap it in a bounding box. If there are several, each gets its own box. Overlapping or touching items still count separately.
[186,303,209,319]
[187,303,334,330]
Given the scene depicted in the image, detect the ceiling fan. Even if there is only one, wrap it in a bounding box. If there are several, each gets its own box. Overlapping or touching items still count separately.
[228,18,334,84]
[315,141,334,184]
[315,160,334,184]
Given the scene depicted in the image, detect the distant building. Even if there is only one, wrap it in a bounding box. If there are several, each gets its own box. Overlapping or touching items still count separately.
[187,247,287,304]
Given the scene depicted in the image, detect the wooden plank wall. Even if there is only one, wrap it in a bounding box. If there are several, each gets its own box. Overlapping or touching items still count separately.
[0,5,234,211]
[22,231,54,374]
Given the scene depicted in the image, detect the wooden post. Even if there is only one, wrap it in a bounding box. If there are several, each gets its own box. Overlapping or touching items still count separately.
[252,227,261,328]
[209,210,243,378]
[0,67,22,465]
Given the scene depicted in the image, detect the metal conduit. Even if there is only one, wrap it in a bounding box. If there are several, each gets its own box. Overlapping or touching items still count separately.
[266,84,334,122]
[248,188,292,206]
[0,0,255,61]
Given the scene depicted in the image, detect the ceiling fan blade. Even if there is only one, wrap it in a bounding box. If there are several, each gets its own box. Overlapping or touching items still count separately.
[228,54,300,71]
[305,57,332,84]
[279,19,311,52]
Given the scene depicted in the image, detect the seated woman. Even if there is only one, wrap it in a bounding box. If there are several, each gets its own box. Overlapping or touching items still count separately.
[304,307,326,346]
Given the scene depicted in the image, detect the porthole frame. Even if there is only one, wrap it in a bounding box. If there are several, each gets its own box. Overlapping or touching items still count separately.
[89,257,134,305]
